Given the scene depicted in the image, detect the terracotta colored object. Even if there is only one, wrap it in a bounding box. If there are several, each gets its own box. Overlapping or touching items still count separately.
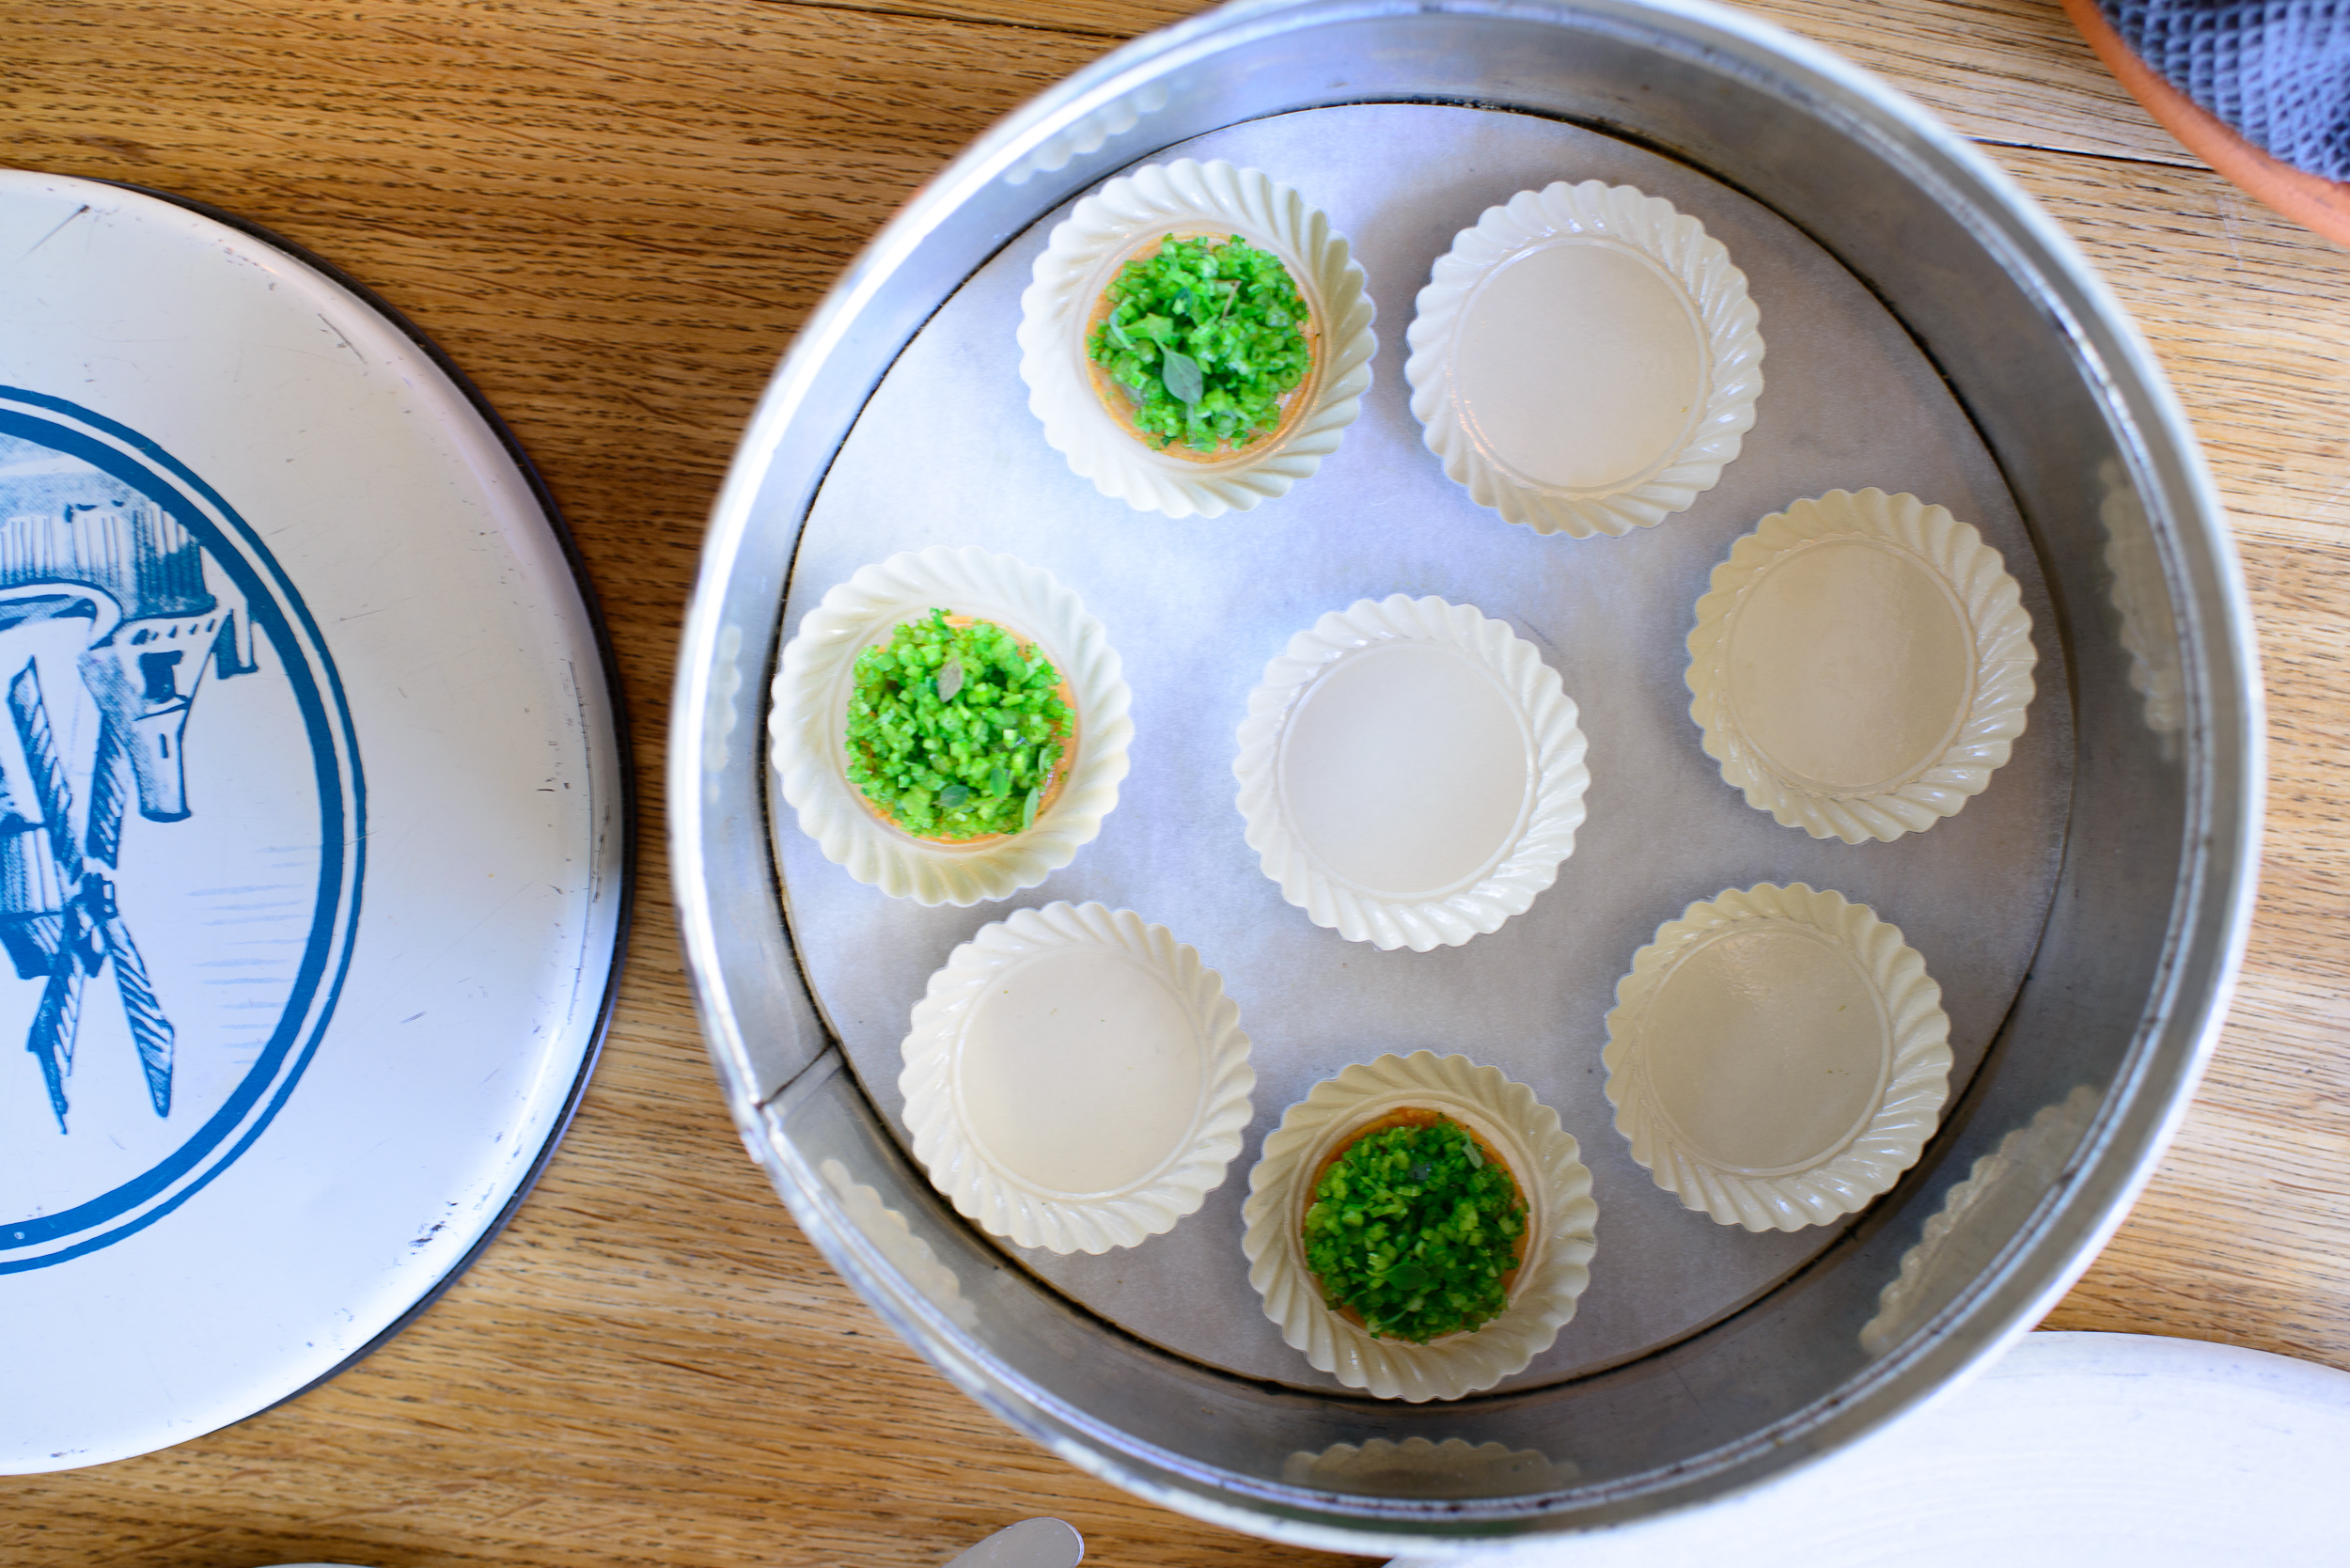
[2062,0,2350,246]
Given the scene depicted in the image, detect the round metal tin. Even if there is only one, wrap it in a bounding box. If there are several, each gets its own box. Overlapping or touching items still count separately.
[0,172,628,1472]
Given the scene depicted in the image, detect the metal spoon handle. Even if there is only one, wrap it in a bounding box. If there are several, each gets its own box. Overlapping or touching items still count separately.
[942,1516,1084,1568]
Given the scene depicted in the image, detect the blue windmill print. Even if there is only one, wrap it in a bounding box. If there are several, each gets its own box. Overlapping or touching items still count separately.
[0,400,357,1276]
[0,494,257,1131]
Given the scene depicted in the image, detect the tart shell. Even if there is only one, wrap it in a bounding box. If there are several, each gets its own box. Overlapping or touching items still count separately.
[771,546,1132,905]
[1242,1051,1596,1403]
[1017,158,1376,519]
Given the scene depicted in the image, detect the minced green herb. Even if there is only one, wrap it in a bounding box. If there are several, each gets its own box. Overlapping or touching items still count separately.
[1303,1118,1526,1343]
[844,609,1073,840]
[1088,232,1312,454]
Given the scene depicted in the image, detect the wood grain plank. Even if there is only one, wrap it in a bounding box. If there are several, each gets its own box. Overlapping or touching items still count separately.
[776,0,2201,167]
[1758,0,2192,165]
[760,0,1183,37]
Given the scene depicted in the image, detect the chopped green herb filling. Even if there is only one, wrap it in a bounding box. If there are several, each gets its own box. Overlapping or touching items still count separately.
[844,608,1073,840]
[1087,232,1312,454]
[1303,1117,1526,1343]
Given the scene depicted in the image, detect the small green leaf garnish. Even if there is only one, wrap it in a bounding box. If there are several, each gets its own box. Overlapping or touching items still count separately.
[1160,348,1204,406]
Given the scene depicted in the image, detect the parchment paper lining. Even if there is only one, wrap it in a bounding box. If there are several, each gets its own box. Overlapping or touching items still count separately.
[769,106,2073,1398]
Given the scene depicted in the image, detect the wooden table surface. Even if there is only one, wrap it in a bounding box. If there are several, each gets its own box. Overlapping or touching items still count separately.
[8,1,2348,1562]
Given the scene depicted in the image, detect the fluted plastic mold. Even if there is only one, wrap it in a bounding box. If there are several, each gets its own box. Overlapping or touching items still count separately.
[1232,594,1588,951]
[771,546,1132,904]
[1603,883,1953,1232]
[1685,488,2037,843]
[1017,158,1376,518]
[1404,180,1763,537]
[900,902,1255,1255]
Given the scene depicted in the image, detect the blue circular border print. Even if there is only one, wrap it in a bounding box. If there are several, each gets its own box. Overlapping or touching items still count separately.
[0,388,363,1271]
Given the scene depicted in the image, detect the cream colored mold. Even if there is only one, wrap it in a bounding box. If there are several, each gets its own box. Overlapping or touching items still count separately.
[1016,158,1376,518]
[1232,595,1588,952]
[899,902,1254,1255]
[770,546,1132,905]
[1404,180,1763,537]
[1242,1051,1597,1403]
[1686,489,2036,843]
[1603,883,1952,1232]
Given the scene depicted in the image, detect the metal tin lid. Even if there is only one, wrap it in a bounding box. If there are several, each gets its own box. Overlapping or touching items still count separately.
[0,172,627,1473]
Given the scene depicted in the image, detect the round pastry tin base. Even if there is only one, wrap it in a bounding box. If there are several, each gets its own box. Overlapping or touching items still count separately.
[771,101,2072,1402]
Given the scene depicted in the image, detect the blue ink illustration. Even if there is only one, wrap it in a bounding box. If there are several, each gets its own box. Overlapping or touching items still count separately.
[0,496,260,1130]
[0,390,364,1273]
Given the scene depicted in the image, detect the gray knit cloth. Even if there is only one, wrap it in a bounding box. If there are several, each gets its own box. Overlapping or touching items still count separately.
[2099,1,2350,180]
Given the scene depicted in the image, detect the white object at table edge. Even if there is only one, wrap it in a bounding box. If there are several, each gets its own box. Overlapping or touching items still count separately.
[1388,1332,2350,1567]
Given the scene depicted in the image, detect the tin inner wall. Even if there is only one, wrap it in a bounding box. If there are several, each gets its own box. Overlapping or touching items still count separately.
[771,104,2074,1396]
